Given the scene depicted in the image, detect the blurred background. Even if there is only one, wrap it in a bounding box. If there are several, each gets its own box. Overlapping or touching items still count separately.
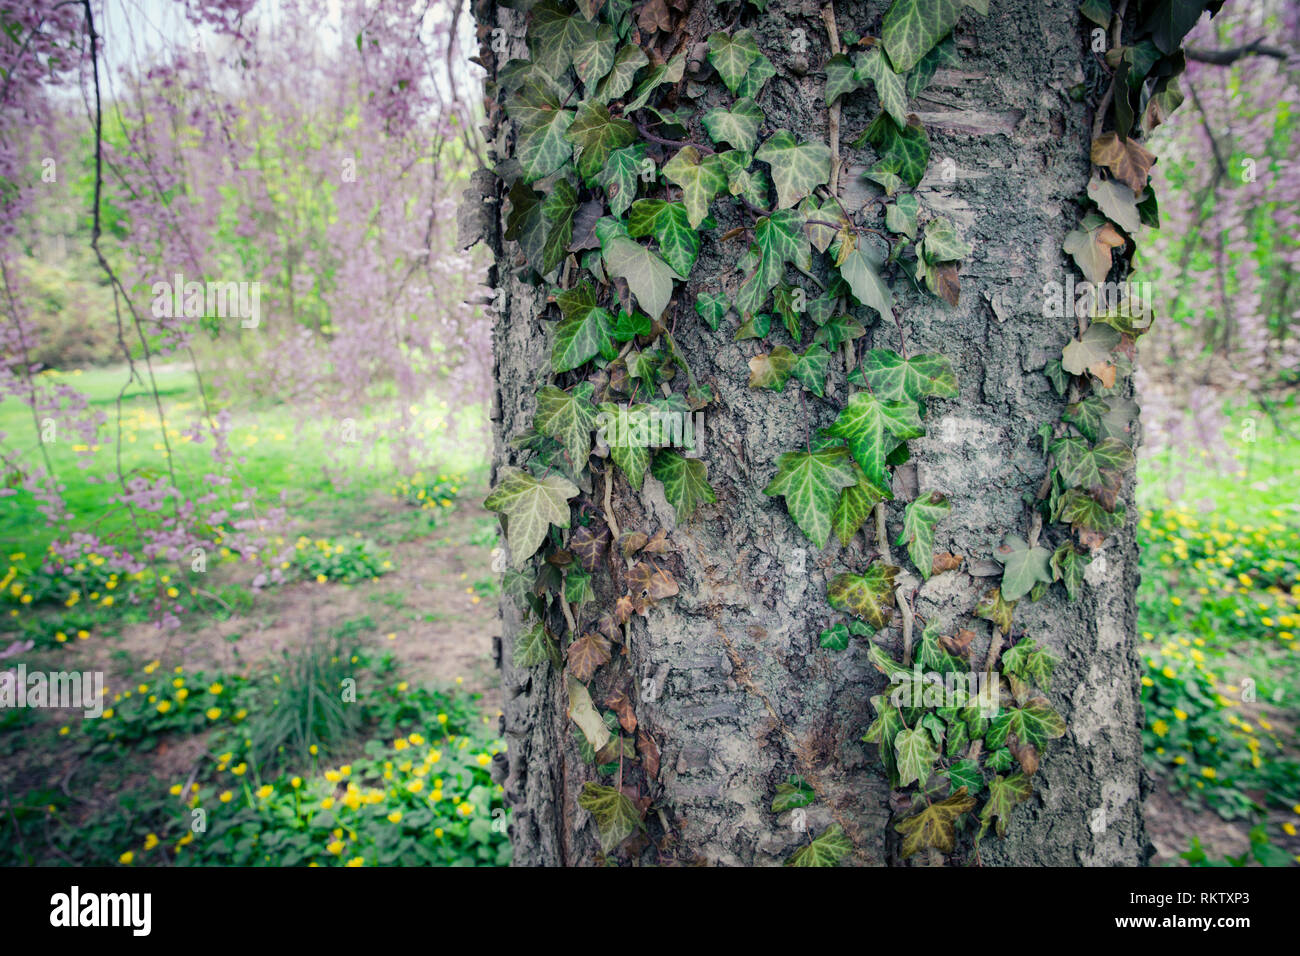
[0,0,1295,866]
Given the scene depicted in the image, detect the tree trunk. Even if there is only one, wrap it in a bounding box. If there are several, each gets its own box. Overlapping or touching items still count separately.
[466,0,1147,866]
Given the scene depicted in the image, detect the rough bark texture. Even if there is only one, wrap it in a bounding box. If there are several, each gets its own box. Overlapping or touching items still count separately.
[466,0,1147,865]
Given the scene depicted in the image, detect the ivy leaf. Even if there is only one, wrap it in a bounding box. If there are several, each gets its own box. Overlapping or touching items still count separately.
[894,727,937,788]
[838,247,894,319]
[662,146,727,229]
[695,292,730,330]
[622,51,685,112]
[898,491,950,580]
[1061,322,1121,377]
[484,467,579,568]
[567,630,611,682]
[1059,489,1126,535]
[824,390,924,489]
[861,349,957,407]
[895,788,976,857]
[1063,396,1107,442]
[707,30,762,93]
[1063,211,1126,284]
[755,130,832,209]
[569,523,609,572]
[529,1,591,76]
[919,216,970,262]
[611,309,652,342]
[651,450,715,520]
[1087,175,1141,235]
[827,565,899,630]
[987,697,1067,751]
[832,462,891,547]
[702,97,764,153]
[771,775,816,812]
[535,383,599,467]
[628,199,699,277]
[734,52,776,99]
[1050,542,1088,600]
[600,230,681,319]
[825,52,861,105]
[1052,436,1134,490]
[514,89,576,183]
[820,622,850,650]
[567,100,636,183]
[552,282,616,372]
[980,772,1032,838]
[734,312,771,341]
[882,0,963,73]
[748,346,798,391]
[865,160,905,194]
[992,533,1052,602]
[854,48,908,127]
[905,33,958,97]
[571,19,616,91]
[790,344,831,397]
[866,114,930,187]
[594,41,648,102]
[577,781,642,854]
[599,402,652,489]
[945,759,983,795]
[763,446,858,548]
[814,314,867,350]
[786,824,852,867]
[514,616,558,669]
[737,209,811,318]
[1079,0,1111,27]
[596,144,646,217]
[885,193,919,239]
[565,565,597,607]
[1001,638,1056,690]
[1140,0,1204,57]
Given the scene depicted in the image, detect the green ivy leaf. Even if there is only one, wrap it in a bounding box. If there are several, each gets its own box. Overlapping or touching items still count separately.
[755,130,832,209]
[838,246,894,319]
[707,30,762,92]
[825,52,861,105]
[854,48,908,127]
[785,824,852,867]
[577,781,643,854]
[772,775,816,812]
[824,390,924,489]
[882,0,963,73]
[748,346,798,391]
[827,564,899,629]
[861,349,957,407]
[567,100,636,183]
[734,312,772,340]
[992,533,1052,602]
[1063,396,1107,442]
[974,587,1015,634]
[529,1,591,76]
[735,52,776,99]
[898,491,950,580]
[763,446,858,548]
[552,282,616,372]
[594,41,648,103]
[986,697,1066,751]
[628,199,700,278]
[513,616,559,669]
[600,229,682,319]
[737,209,811,317]
[1001,637,1057,690]
[695,292,730,330]
[885,193,919,239]
[512,84,576,183]
[662,146,727,229]
[1050,542,1088,601]
[651,450,716,520]
[535,383,599,467]
[866,114,931,187]
[611,309,652,342]
[919,216,971,262]
[814,314,867,350]
[831,461,891,547]
[571,19,616,90]
[980,772,1032,838]
[564,566,596,607]
[895,727,937,788]
[702,97,764,153]
[596,144,646,217]
[598,402,652,490]
[905,33,959,97]
[790,344,831,397]
[895,788,976,857]
[1052,435,1133,491]
[623,51,685,112]
[484,467,580,568]
[945,758,983,795]
[864,696,905,782]
[819,622,850,650]
[1058,489,1126,533]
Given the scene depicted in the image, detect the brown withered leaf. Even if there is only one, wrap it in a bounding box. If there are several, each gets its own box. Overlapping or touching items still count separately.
[567,632,612,682]
[641,527,673,554]
[637,728,661,780]
[1089,478,1121,512]
[546,549,574,566]
[595,611,622,644]
[637,0,673,35]
[1090,132,1157,194]
[931,551,964,575]
[614,593,636,624]
[934,263,960,307]
[1009,737,1040,776]
[1091,361,1117,388]
[939,628,977,659]
[570,524,609,572]
[606,690,637,733]
[628,561,679,604]
[1077,527,1107,551]
[618,530,649,558]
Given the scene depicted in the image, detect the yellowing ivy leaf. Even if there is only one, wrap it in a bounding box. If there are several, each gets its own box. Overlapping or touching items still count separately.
[895,787,977,857]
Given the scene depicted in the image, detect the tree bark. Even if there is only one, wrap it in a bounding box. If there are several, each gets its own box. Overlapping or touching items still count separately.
[466,0,1147,866]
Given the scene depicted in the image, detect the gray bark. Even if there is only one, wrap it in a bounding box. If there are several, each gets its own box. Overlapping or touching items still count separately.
[467,0,1147,866]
